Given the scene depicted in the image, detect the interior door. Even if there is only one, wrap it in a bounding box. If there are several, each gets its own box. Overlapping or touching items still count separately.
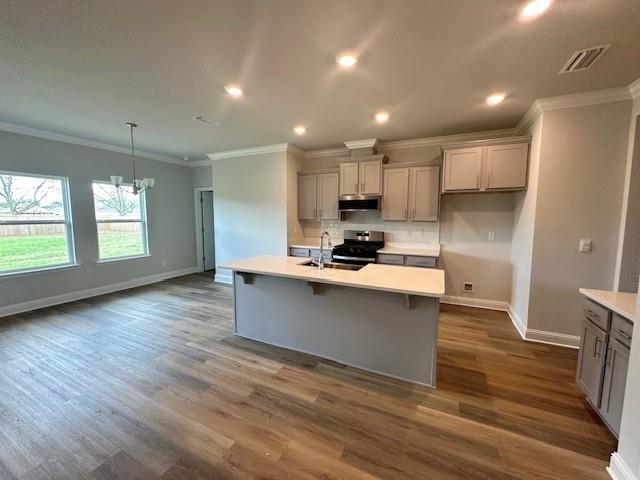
[382,168,409,221]
[318,173,339,220]
[359,159,382,195]
[200,191,215,272]
[486,143,529,189]
[339,162,359,195]
[410,166,440,221]
[599,338,630,436]
[298,174,317,220]
[443,147,482,191]
[576,320,607,407]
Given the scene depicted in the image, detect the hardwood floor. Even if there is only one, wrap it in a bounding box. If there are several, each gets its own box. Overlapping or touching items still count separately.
[0,273,615,479]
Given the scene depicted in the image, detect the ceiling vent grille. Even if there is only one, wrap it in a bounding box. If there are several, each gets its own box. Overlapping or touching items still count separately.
[560,44,611,74]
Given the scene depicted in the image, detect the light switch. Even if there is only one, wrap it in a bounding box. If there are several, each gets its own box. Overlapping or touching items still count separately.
[579,239,592,253]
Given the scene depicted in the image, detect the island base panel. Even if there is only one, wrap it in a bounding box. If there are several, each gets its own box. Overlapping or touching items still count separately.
[233,272,439,386]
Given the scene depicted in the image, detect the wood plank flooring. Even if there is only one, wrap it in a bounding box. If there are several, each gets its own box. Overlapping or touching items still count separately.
[0,273,616,479]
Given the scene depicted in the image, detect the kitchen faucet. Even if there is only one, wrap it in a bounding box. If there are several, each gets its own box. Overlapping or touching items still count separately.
[314,231,332,269]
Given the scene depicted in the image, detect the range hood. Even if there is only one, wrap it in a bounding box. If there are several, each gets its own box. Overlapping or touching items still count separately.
[338,194,380,212]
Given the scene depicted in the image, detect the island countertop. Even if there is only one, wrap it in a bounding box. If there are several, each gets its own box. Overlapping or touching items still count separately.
[221,255,445,298]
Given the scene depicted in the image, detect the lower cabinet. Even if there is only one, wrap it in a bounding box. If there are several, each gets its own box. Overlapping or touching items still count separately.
[576,299,633,437]
[289,247,331,262]
[377,253,438,268]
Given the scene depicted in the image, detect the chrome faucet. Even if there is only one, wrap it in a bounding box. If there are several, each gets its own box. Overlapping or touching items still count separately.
[315,231,332,270]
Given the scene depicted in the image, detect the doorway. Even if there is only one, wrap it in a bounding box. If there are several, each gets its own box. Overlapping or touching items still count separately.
[194,189,215,273]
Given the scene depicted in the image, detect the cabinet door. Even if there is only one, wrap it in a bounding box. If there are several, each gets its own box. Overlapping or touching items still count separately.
[339,162,359,195]
[576,320,607,407]
[359,159,382,195]
[442,147,482,191]
[409,166,440,221]
[485,143,528,190]
[298,174,317,220]
[382,168,409,221]
[600,339,630,436]
[317,173,339,220]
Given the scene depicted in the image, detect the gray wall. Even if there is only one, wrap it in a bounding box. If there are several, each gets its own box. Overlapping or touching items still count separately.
[191,165,213,189]
[527,101,631,336]
[212,151,288,282]
[0,130,197,308]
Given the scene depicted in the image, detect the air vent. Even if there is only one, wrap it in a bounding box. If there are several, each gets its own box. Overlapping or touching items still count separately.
[560,44,610,74]
[192,115,219,126]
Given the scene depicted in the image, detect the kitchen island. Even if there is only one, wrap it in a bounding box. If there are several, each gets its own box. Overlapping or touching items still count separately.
[221,255,445,386]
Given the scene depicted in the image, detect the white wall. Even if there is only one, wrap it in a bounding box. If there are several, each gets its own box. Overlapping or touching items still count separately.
[191,165,213,189]
[510,113,543,333]
[212,151,288,282]
[0,130,197,312]
[527,101,631,337]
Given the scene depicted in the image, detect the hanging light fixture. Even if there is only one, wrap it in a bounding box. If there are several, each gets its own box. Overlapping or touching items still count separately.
[110,122,155,195]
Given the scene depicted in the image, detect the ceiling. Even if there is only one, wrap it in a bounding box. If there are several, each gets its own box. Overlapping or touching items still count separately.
[1,0,639,161]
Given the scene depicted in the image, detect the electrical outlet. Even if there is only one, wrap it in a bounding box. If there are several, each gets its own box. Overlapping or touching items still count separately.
[463,282,474,293]
[161,260,167,267]
[579,239,592,253]
[488,232,496,241]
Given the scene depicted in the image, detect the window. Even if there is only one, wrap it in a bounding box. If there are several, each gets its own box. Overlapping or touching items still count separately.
[92,182,148,260]
[0,171,75,274]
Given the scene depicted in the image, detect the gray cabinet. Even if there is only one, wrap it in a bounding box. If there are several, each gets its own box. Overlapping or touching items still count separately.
[377,253,438,268]
[339,155,386,196]
[576,298,633,437]
[576,319,607,406]
[382,165,439,222]
[298,172,338,220]
[442,137,530,193]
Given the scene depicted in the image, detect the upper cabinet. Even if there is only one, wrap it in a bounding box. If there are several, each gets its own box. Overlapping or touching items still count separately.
[339,155,386,196]
[298,172,339,221]
[442,137,531,193]
[382,165,440,222]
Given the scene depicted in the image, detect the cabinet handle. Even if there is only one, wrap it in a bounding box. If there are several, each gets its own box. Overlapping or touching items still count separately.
[594,337,602,357]
[319,209,323,218]
[412,208,416,220]
[313,209,316,219]
[605,347,613,366]
[615,329,632,341]
[476,174,480,188]
[403,209,407,220]
[361,182,364,191]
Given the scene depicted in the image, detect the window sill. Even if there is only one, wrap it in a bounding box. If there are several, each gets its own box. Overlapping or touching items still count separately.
[0,263,82,280]
[96,254,152,265]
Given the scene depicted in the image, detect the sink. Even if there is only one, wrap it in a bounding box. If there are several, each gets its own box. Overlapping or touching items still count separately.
[299,261,364,271]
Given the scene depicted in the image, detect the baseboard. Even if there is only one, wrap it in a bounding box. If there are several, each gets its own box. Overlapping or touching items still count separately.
[440,295,509,312]
[525,328,580,348]
[507,306,527,339]
[214,271,233,285]
[608,452,638,480]
[0,266,200,318]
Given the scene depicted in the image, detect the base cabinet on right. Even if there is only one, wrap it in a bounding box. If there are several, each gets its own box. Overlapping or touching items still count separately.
[576,299,632,437]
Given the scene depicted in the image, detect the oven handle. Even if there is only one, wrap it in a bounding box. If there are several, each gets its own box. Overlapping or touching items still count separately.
[333,255,376,262]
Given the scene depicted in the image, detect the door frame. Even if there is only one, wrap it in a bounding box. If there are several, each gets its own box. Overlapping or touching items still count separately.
[193,187,215,272]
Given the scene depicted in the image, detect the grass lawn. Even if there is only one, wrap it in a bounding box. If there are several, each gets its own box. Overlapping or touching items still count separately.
[0,232,144,271]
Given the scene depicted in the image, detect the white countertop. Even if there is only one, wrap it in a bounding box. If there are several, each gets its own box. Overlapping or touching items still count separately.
[377,243,441,257]
[579,288,637,322]
[221,255,445,298]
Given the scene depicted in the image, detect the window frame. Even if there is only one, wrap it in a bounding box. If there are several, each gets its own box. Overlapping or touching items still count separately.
[92,181,149,262]
[0,170,76,276]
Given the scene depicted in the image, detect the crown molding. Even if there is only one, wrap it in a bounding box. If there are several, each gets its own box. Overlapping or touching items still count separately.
[344,138,379,150]
[206,142,303,161]
[189,159,213,167]
[516,86,633,132]
[629,78,640,99]
[381,128,520,151]
[0,121,189,166]
[305,147,349,158]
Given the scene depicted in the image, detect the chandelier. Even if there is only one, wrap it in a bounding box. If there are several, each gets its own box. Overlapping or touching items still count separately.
[110,122,155,195]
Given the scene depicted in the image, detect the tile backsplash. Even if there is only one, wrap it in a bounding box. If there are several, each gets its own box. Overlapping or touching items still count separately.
[301,211,440,245]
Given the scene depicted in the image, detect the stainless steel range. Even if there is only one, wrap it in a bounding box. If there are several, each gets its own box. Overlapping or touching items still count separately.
[331,230,384,265]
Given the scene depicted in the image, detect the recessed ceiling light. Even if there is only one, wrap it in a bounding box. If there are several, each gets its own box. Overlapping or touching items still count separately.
[520,0,551,18]
[225,84,243,97]
[486,93,506,106]
[293,125,306,135]
[374,111,389,124]
[336,53,358,68]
